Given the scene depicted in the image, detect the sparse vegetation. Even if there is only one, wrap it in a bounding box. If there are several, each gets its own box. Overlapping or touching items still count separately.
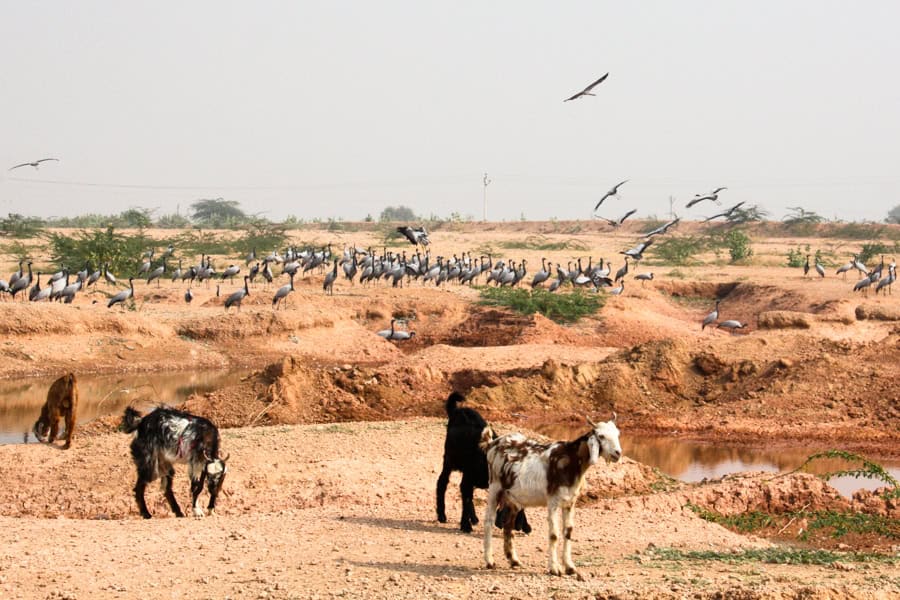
[788,449,900,499]
[379,205,417,222]
[0,213,44,238]
[857,242,894,266]
[496,235,589,252]
[46,226,151,275]
[478,287,604,323]
[782,206,825,235]
[727,204,768,225]
[649,236,707,265]
[640,546,897,566]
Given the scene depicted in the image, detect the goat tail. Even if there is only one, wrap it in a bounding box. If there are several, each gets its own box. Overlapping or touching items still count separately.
[479,424,495,453]
[120,406,143,433]
[445,391,466,416]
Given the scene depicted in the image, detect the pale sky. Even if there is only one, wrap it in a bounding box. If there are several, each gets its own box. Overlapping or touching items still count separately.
[1,1,898,223]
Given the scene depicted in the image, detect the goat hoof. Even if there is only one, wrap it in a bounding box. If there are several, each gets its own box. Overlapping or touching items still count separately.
[549,567,562,577]
[470,515,479,525]
[510,560,521,569]
[460,522,473,533]
[485,562,496,570]
[565,567,578,576]
[437,515,447,523]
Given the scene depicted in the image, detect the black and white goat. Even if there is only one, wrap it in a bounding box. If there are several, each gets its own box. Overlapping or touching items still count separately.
[121,406,228,519]
[436,392,530,534]
[481,415,621,576]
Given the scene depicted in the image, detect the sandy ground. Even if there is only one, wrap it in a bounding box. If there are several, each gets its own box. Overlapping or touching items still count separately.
[1,222,898,598]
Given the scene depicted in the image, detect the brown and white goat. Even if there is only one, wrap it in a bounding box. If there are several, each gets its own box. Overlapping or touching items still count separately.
[481,416,622,576]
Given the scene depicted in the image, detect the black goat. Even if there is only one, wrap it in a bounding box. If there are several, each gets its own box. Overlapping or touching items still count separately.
[436,391,530,534]
[121,406,228,519]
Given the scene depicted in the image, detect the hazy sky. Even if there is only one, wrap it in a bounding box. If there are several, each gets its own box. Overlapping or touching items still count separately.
[2,2,898,223]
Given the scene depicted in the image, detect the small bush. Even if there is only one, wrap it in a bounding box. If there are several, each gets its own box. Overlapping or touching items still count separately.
[786,245,809,268]
[723,230,753,262]
[858,242,894,266]
[46,227,151,275]
[478,287,604,324]
[497,235,589,252]
[0,213,44,238]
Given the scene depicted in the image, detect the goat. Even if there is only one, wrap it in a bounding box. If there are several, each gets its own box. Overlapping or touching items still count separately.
[436,391,530,534]
[481,415,621,576]
[120,406,228,519]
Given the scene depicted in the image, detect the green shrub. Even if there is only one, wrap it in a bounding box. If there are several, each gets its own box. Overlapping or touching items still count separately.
[46,227,151,276]
[478,287,604,324]
[858,242,894,266]
[0,213,44,238]
[723,230,753,262]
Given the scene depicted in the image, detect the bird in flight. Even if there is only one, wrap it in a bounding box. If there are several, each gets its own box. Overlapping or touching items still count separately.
[9,158,59,171]
[564,73,609,102]
[644,216,681,239]
[599,208,638,228]
[686,187,727,209]
[702,202,746,223]
[593,179,628,210]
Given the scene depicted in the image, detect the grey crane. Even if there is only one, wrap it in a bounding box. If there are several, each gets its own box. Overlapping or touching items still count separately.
[530,258,550,288]
[32,275,52,302]
[8,261,23,288]
[644,217,680,239]
[634,272,654,286]
[717,320,746,334]
[323,259,339,295]
[397,225,430,247]
[171,259,183,283]
[701,299,721,330]
[564,72,609,102]
[245,247,257,265]
[146,260,166,287]
[8,157,59,171]
[107,278,135,309]
[609,280,624,296]
[621,240,652,262]
[377,319,416,341]
[224,276,250,312]
[614,257,629,283]
[10,261,33,300]
[853,275,873,296]
[803,255,810,277]
[875,264,895,295]
[686,187,727,209]
[835,256,855,279]
[600,208,637,228]
[29,272,43,301]
[815,258,825,278]
[184,287,194,303]
[272,273,295,310]
[702,202,746,223]
[594,179,628,210]
[104,263,117,286]
[221,264,241,283]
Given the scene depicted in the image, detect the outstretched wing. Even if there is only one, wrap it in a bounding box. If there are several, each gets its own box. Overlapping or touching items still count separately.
[37,158,59,164]
[8,162,31,171]
[618,208,637,224]
[564,72,609,102]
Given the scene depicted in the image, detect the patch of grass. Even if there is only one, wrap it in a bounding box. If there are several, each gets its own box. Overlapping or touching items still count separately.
[665,268,687,279]
[802,511,899,541]
[828,222,888,240]
[686,503,774,533]
[641,546,897,566]
[496,235,589,252]
[477,286,604,323]
[170,229,233,256]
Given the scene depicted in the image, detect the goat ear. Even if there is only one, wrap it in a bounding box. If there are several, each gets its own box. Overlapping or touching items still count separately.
[586,415,598,428]
[611,412,617,424]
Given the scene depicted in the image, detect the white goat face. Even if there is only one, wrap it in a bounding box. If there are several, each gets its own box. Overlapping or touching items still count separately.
[586,417,622,464]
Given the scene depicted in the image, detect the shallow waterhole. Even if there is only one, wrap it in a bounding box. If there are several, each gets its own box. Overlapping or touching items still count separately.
[0,369,246,445]
[536,423,900,499]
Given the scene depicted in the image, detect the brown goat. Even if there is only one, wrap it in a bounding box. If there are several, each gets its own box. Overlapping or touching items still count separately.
[33,373,79,450]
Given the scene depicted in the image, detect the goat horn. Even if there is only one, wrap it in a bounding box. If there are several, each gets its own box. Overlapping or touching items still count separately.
[221,453,230,462]
[586,415,598,428]
[611,412,617,423]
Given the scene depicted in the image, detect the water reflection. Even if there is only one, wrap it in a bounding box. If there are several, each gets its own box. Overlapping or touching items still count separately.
[535,423,900,499]
[0,370,246,445]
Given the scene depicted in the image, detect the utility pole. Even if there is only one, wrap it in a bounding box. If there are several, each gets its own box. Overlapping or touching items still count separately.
[669,195,675,220]
[483,172,491,222]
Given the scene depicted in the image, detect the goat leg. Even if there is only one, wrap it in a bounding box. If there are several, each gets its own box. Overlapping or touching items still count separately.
[162,468,185,517]
[459,474,478,532]
[435,466,451,523]
[134,479,152,519]
[190,473,206,518]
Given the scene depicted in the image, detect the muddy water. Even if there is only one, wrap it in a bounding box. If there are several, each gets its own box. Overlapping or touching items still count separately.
[0,370,246,445]
[535,424,900,499]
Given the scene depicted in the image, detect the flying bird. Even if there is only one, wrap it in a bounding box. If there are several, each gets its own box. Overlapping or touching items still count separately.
[644,217,680,239]
[9,158,59,171]
[600,208,638,228]
[686,187,727,209]
[702,202,746,223]
[593,179,628,210]
[396,226,430,247]
[564,73,609,102]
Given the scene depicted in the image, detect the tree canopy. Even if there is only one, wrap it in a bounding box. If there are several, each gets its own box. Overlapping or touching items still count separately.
[379,205,417,222]
[191,198,247,227]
